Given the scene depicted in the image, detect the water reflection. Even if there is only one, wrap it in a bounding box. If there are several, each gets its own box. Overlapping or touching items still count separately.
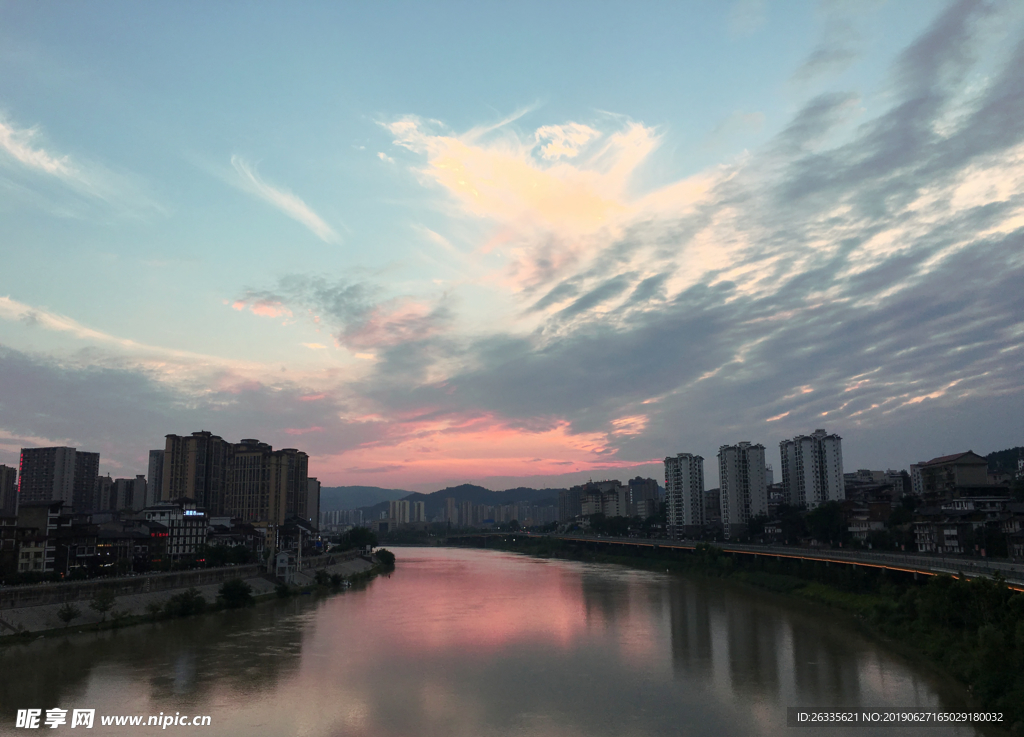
[667,580,712,676]
[0,548,979,737]
[789,617,863,704]
[0,601,306,715]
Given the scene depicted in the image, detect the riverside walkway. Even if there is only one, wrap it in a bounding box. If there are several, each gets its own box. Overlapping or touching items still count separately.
[450,532,1024,590]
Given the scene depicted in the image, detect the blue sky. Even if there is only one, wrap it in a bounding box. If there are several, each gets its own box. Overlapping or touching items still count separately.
[1,0,1022,490]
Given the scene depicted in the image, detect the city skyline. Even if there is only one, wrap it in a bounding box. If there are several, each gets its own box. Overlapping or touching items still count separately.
[2,1,1023,492]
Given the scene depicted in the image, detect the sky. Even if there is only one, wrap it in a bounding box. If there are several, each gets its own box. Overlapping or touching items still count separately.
[1,0,1022,492]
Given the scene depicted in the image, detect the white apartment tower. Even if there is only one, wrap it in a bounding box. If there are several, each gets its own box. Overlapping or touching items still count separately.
[664,453,705,539]
[718,442,767,539]
[779,429,845,509]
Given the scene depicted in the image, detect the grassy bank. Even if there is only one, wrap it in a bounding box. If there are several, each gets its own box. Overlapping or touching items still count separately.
[482,536,1024,734]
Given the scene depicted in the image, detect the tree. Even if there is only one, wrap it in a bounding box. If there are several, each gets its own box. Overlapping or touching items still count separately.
[375,548,396,566]
[217,579,254,608]
[164,587,206,617]
[57,602,81,628]
[774,504,808,545]
[329,573,344,588]
[229,545,254,565]
[339,527,377,550]
[145,601,164,621]
[805,502,847,545]
[89,588,117,622]
[313,570,330,587]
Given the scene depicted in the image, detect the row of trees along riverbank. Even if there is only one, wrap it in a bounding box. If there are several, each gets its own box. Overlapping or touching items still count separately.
[493,536,1024,734]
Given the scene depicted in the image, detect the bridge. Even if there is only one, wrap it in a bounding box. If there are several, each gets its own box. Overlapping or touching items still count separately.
[447,532,1024,590]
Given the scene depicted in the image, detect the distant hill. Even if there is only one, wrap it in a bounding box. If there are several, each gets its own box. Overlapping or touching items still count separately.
[986,447,1023,473]
[358,483,568,521]
[320,486,413,511]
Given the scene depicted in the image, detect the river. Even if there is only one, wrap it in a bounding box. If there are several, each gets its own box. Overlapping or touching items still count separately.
[0,547,983,736]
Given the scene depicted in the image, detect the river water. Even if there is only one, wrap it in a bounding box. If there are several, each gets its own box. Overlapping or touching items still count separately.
[0,547,982,736]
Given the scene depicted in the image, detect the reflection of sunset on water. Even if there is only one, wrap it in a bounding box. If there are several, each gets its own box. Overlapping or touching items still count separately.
[0,548,982,737]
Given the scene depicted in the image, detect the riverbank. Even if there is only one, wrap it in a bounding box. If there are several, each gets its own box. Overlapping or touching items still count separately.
[481,536,1023,735]
[0,554,381,640]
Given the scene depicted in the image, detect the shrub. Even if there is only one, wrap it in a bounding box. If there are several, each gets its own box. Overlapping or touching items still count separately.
[57,602,81,628]
[217,579,254,608]
[164,587,207,617]
[375,548,396,566]
[89,588,117,622]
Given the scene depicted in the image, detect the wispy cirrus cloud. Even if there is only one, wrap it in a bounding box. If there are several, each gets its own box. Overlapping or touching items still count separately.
[0,114,163,215]
[0,116,75,177]
[230,155,339,243]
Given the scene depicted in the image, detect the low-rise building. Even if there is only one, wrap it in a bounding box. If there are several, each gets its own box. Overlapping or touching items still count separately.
[142,498,207,559]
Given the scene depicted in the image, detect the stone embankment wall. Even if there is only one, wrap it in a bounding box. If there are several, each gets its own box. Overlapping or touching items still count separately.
[0,549,362,610]
[0,565,260,610]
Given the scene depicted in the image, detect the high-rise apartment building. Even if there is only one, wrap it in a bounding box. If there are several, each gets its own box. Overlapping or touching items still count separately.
[412,500,426,523]
[18,447,100,512]
[779,429,845,509]
[664,454,704,539]
[718,442,767,539]
[73,452,100,512]
[0,464,17,516]
[95,474,114,511]
[909,463,925,496]
[306,477,321,530]
[113,475,148,511]
[558,487,583,522]
[389,499,411,523]
[161,431,231,514]
[224,438,309,526]
[147,449,165,507]
[628,476,660,518]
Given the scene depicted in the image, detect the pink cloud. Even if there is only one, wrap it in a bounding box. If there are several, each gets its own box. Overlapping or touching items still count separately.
[310,413,653,488]
[232,298,293,319]
[341,298,446,349]
[285,426,324,435]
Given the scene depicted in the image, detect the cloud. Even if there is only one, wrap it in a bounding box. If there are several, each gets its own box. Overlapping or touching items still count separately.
[5,1,1024,490]
[535,123,600,160]
[791,14,862,84]
[377,152,395,163]
[349,1,1024,485]
[232,297,293,319]
[384,116,660,239]
[230,156,339,243]
[0,114,162,215]
[0,117,74,177]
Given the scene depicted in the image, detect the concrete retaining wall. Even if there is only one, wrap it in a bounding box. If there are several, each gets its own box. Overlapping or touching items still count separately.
[0,549,365,610]
[0,565,260,610]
